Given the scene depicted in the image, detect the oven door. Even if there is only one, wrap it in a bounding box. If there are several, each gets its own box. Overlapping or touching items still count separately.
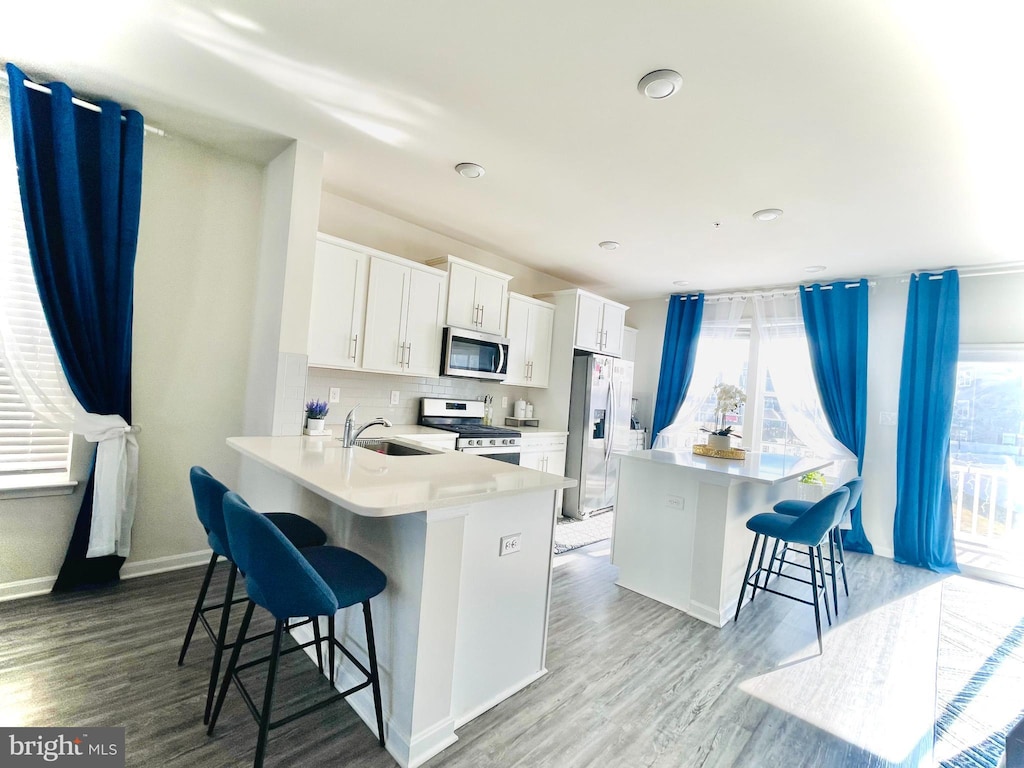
[459,446,520,465]
[441,327,509,381]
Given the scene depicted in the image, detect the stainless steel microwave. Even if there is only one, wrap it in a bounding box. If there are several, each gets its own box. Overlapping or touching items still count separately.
[440,327,509,381]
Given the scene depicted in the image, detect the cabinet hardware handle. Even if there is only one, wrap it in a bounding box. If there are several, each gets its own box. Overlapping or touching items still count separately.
[597,328,603,348]
[397,342,405,365]
[405,342,412,366]
[602,329,609,348]
[350,334,358,360]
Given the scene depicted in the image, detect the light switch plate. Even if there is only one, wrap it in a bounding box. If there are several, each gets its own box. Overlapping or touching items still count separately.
[328,388,340,403]
[501,396,508,408]
[390,390,400,405]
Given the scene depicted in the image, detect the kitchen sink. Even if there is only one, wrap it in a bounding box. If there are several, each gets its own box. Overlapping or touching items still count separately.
[352,439,434,456]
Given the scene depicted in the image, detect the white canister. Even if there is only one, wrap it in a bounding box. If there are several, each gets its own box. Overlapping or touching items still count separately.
[514,399,527,419]
[525,402,534,418]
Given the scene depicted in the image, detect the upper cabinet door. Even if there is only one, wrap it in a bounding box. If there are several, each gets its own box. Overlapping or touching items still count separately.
[445,261,479,331]
[526,302,554,388]
[307,239,368,369]
[575,292,604,353]
[403,268,445,376]
[438,257,511,335]
[600,302,627,358]
[472,270,507,335]
[504,294,531,386]
[362,256,409,374]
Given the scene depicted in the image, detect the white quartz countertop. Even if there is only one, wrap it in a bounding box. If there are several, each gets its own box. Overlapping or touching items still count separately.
[617,449,832,486]
[228,436,576,517]
[516,427,569,437]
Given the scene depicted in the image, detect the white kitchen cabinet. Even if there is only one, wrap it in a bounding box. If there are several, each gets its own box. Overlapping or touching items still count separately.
[431,255,512,335]
[573,290,628,357]
[362,254,445,377]
[519,434,567,476]
[307,235,369,370]
[504,293,554,388]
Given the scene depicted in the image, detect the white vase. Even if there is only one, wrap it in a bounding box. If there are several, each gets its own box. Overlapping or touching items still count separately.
[707,434,732,451]
[306,417,326,433]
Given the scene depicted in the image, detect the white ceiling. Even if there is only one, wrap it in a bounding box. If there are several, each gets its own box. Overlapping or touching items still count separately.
[3,1,1023,301]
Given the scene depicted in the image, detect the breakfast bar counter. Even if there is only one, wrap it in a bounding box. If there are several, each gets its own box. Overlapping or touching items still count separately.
[229,435,575,768]
[611,449,831,627]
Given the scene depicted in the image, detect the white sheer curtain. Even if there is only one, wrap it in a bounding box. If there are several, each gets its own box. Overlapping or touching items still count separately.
[654,297,748,450]
[0,100,138,558]
[752,293,853,462]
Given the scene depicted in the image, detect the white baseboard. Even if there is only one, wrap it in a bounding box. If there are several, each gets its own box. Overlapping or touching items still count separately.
[121,550,212,580]
[453,668,547,728]
[0,549,212,603]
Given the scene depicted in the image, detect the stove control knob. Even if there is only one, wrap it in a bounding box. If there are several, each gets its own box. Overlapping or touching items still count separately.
[489,439,496,446]
[472,439,480,446]
[502,439,509,445]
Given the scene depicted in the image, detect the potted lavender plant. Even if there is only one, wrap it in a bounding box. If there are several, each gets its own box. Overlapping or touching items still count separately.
[305,399,329,434]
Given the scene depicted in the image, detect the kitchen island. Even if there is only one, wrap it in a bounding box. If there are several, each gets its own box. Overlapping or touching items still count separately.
[611,449,832,627]
[229,435,575,768]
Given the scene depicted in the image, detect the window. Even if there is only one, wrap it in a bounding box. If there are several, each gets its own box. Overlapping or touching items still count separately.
[0,98,73,486]
[658,294,848,462]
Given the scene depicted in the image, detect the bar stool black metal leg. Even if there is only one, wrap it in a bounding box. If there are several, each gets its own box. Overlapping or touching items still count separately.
[328,615,336,686]
[764,538,781,590]
[734,533,760,622]
[208,599,255,735]
[808,547,823,655]
[815,545,832,627]
[363,601,385,747]
[828,529,839,617]
[312,617,324,676]
[253,620,284,768]
[205,562,238,725]
[179,552,218,666]
[750,534,770,602]
[836,528,850,596]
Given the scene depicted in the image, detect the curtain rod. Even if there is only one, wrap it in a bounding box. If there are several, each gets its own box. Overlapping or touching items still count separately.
[0,71,166,137]
[679,261,1024,303]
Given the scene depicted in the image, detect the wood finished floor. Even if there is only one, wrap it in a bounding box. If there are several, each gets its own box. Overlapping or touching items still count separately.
[0,543,981,767]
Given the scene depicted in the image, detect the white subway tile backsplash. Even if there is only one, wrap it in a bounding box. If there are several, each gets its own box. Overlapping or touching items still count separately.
[304,367,533,427]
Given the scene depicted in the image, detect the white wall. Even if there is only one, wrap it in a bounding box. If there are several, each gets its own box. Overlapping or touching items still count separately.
[624,298,670,434]
[318,191,573,299]
[0,133,265,590]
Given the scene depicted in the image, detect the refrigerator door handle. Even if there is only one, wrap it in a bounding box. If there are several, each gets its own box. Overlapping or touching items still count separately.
[605,375,615,461]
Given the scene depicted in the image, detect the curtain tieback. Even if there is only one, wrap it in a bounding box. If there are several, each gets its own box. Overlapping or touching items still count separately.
[83,416,140,559]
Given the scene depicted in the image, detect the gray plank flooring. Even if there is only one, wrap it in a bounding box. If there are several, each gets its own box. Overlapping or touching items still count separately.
[0,541,975,767]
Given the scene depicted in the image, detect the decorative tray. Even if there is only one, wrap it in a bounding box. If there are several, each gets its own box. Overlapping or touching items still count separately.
[692,444,746,461]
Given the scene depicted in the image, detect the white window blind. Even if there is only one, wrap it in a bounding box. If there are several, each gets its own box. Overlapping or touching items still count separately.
[0,98,73,479]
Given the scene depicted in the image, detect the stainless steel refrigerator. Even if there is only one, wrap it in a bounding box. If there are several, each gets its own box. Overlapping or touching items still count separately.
[563,353,634,519]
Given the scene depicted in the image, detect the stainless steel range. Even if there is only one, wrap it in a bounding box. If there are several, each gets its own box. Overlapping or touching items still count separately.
[419,398,521,464]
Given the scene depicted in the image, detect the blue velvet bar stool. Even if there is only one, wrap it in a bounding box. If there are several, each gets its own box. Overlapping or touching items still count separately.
[770,477,863,615]
[178,466,328,725]
[208,492,387,768]
[734,487,850,654]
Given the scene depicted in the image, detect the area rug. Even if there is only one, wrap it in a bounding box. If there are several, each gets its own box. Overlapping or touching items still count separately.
[935,575,1024,768]
[554,511,613,555]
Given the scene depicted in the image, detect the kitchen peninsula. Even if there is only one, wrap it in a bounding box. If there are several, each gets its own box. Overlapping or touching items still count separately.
[229,435,575,768]
[612,449,832,627]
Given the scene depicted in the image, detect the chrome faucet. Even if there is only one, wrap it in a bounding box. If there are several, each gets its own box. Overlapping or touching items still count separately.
[342,405,393,447]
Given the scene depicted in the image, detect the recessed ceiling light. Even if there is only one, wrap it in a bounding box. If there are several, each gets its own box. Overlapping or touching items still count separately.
[673,280,689,287]
[637,69,683,100]
[753,208,783,221]
[598,241,620,251]
[804,265,827,273]
[455,162,485,179]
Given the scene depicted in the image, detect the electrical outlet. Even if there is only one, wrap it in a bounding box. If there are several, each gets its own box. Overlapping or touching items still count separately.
[501,396,508,409]
[390,390,400,406]
[499,533,522,556]
[666,495,683,510]
[328,388,340,403]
